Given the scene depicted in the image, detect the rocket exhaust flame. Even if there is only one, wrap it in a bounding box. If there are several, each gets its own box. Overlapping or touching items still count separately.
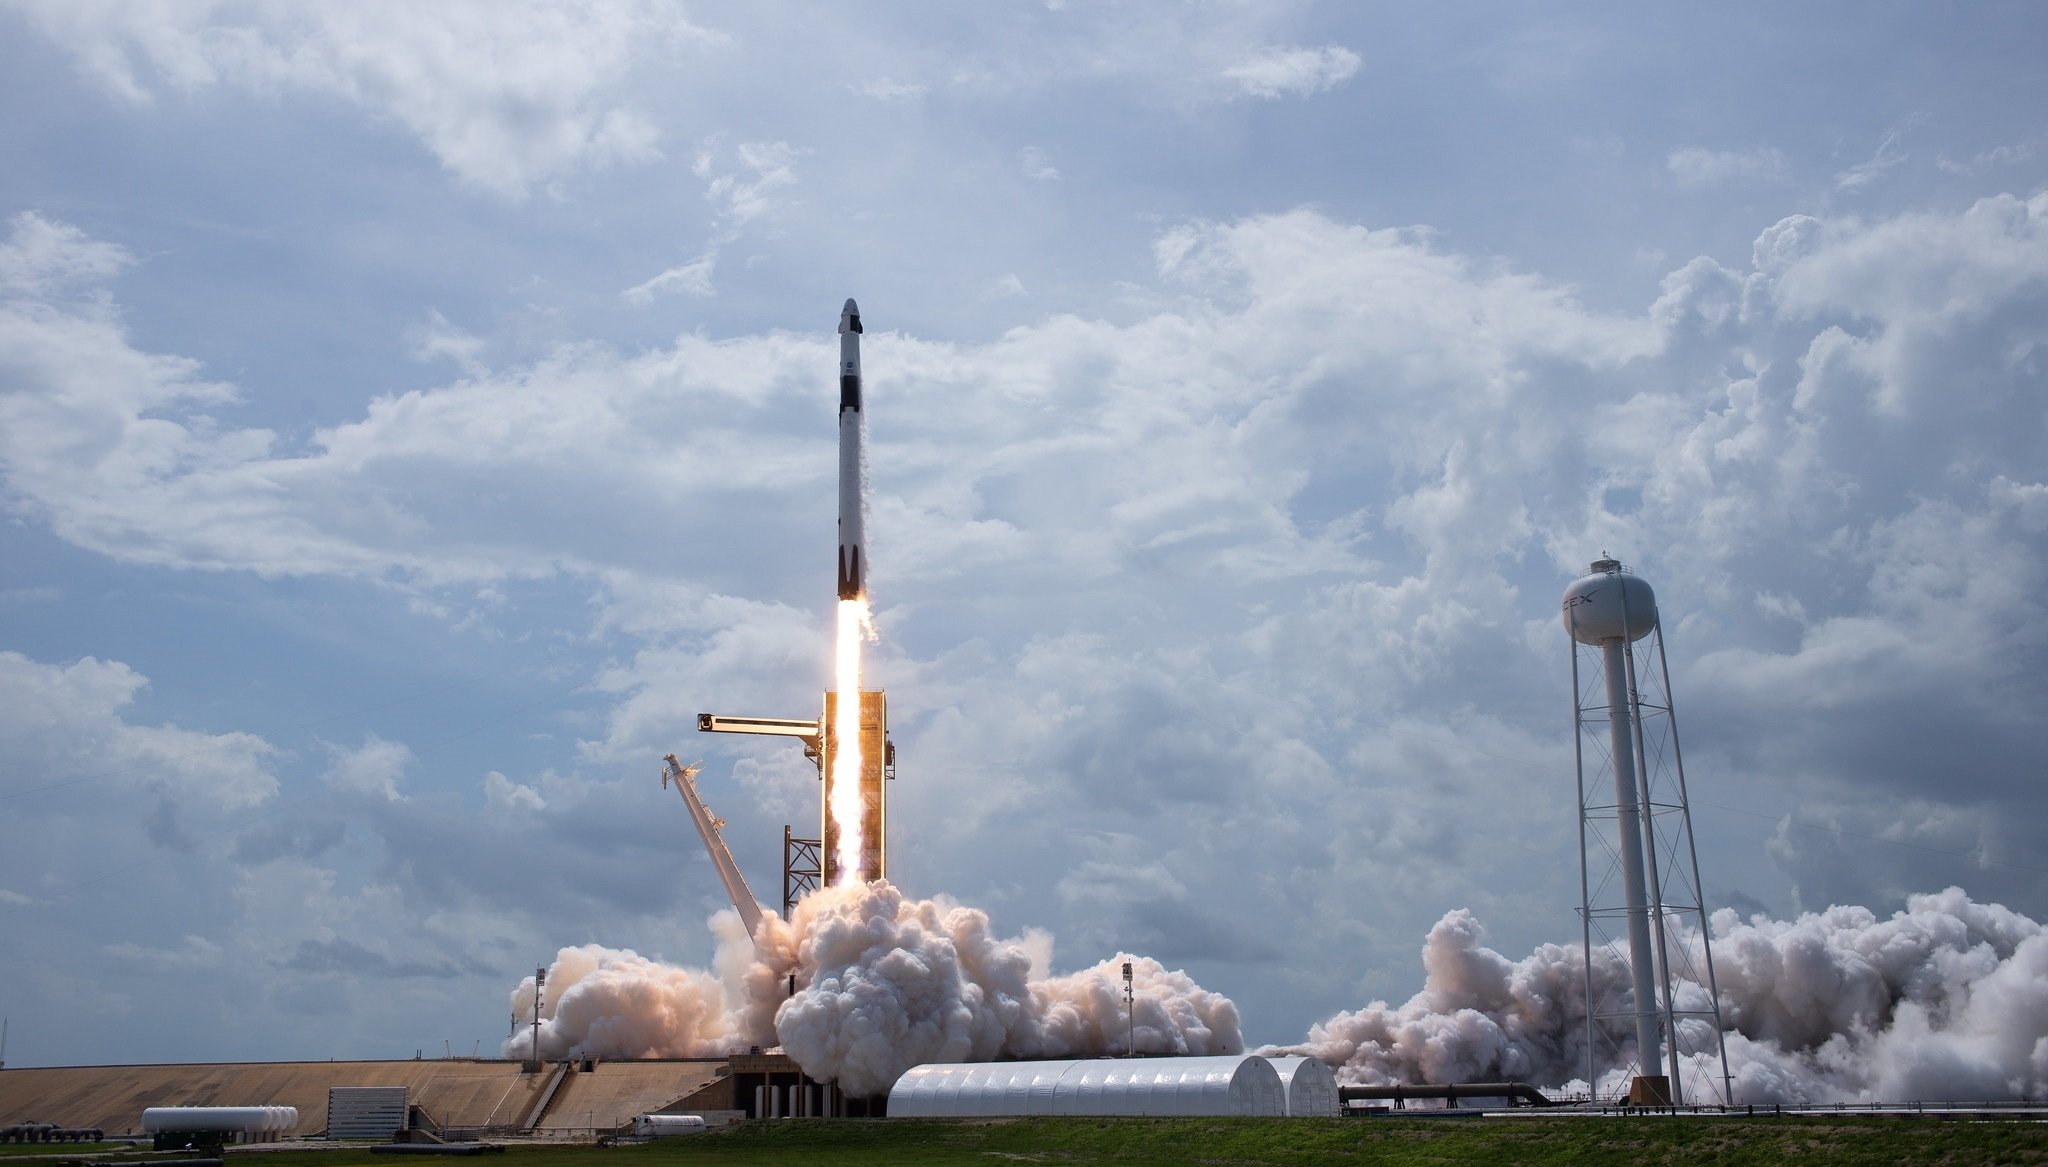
[829,598,870,886]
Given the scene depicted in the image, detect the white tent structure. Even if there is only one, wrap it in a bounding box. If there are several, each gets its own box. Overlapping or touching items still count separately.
[1265,1056,1339,1117]
[888,1056,1284,1118]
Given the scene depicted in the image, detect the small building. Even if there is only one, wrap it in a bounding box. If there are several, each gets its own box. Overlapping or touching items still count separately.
[888,1056,1284,1118]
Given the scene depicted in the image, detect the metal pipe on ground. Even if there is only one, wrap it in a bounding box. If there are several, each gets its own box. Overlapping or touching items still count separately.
[1339,1082,1559,1109]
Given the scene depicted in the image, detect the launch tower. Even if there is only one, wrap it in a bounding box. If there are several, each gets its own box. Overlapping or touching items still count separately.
[696,697,893,891]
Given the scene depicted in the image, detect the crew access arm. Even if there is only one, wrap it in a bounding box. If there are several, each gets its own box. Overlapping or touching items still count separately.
[661,754,765,940]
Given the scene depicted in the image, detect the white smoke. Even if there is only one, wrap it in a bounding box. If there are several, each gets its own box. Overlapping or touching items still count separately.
[502,943,740,1060]
[1267,887,2048,1104]
[503,880,1242,1097]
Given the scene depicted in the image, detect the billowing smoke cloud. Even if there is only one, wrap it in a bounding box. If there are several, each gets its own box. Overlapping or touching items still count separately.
[1267,887,2048,1104]
[501,943,742,1060]
[504,880,1241,1096]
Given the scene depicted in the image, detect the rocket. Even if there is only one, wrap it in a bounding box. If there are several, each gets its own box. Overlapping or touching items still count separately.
[837,298,866,600]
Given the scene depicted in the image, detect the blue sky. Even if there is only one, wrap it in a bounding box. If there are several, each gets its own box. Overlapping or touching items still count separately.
[1,1,2044,1067]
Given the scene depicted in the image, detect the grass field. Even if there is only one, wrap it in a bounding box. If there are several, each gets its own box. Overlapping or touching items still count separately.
[6,1116,2045,1166]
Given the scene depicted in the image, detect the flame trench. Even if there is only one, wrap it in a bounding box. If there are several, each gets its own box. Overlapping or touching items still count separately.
[829,597,869,886]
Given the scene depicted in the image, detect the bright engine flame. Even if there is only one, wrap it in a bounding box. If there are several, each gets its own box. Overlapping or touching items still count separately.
[829,598,870,885]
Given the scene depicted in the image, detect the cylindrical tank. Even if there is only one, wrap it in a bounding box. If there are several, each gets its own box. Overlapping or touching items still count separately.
[1562,558,1658,644]
[141,1107,297,1134]
[630,1114,706,1137]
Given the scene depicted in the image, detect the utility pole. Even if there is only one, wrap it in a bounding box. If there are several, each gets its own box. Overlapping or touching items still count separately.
[1122,962,1134,1058]
[527,966,546,1073]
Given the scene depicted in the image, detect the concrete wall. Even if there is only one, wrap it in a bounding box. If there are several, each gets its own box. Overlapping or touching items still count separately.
[0,1059,722,1136]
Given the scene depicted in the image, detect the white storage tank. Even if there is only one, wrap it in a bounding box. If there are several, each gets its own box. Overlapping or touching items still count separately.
[142,1107,299,1137]
[630,1114,707,1137]
[889,1056,1283,1118]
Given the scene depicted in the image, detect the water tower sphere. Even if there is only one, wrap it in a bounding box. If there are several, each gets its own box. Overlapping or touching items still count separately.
[1561,559,1659,645]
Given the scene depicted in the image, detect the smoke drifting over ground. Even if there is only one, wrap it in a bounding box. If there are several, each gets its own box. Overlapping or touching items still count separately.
[1267,888,2048,1104]
[504,881,1241,1096]
[506,880,2046,1104]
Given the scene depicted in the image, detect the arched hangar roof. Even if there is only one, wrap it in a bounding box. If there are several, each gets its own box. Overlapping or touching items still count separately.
[1265,1056,1339,1116]
[888,1055,1284,1117]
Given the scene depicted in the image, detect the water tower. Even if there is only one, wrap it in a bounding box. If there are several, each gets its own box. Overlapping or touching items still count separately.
[1563,557,1732,1106]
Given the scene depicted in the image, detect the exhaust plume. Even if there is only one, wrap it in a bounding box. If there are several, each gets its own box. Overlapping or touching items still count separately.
[829,598,869,885]
[1267,887,2048,1104]
[504,880,1241,1097]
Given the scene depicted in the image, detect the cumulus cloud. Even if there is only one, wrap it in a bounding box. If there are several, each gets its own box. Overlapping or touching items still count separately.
[483,770,545,814]
[0,211,132,296]
[0,650,279,812]
[11,0,713,195]
[1222,45,1360,99]
[406,310,488,375]
[7,188,2048,1064]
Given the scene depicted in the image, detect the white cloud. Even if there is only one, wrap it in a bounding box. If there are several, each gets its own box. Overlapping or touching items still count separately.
[1018,146,1060,181]
[855,77,925,101]
[321,735,414,803]
[1222,44,1360,99]
[0,650,279,811]
[623,253,716,304]
[0,211,132,296]
[622,138,804,301]
[12,0,716,196]
[983,273,1028,298]
[1835,129,1910,192]
[102,935,224,967]
[703,140,803,227]
[483,770,545,813]
[406,310,488,374]
[1939,138,2039,175]
[1668,146,1790,188]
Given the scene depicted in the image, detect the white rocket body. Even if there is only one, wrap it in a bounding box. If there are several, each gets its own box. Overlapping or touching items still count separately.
[837,298,865,601]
